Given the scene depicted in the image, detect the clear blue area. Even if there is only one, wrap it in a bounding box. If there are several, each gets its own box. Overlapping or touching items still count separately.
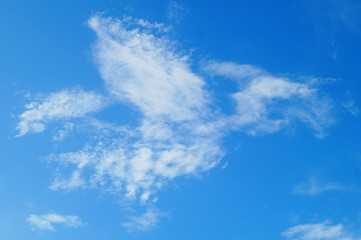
[1,0,361,239]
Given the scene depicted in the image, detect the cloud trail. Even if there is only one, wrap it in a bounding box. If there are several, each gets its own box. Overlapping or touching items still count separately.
[27,213,84,231]
[17,88,107,136]
[121,207,166,232]
[282,222,357,240]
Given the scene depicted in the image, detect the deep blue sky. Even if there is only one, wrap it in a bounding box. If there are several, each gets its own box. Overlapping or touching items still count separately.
[1,0,361,239]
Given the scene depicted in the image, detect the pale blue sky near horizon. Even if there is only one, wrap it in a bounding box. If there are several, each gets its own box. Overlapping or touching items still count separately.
[1,0,361,239]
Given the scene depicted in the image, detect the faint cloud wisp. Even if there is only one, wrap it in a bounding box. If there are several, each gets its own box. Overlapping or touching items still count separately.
[27,213,84,232]
[282,221,358,240]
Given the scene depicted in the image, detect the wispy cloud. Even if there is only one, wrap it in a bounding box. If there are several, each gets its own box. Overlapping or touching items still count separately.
[88,15,209,122]
[203,61,264,79]
[342,100,359,116]
[294,176,360,196]
[16,88,107,137]
[42,15,224,203]
[203,60,335,137]
[16,14,337,230]
[121,208,166,232]
[27,213,84,231]
[167,1,189,23]
[282,222,357,240]
[52,122,75,142]
[294,177,344,196]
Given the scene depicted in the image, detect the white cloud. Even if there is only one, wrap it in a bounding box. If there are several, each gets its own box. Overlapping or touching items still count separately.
[282,222,357,240]
[38,15,224,203]
[121,208,165,232]
[17,88,107,136]
[342,100,359,116]
[294,177,343,196]
[27,213,84,231]
[47,121,223,201]
[167,1,189,23]
[203,60,265,79]
[17,14,337,230]
[203,60,335,137]
[52,122,75,142]
[88,15,209,122]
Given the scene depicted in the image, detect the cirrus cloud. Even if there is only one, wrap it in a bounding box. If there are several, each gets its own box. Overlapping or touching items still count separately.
[27,213,84,231]
[16,14,337,230]
[282,222,357,240]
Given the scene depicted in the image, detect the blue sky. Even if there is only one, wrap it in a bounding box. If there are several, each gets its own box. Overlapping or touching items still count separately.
[1,0,361,239]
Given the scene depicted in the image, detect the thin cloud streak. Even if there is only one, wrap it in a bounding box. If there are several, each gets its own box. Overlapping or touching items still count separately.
[294,177,344,196]
[16,88,107,137]
[167,1,189,23]
[282,222,357,240]
[27,213,84,231]
[121,207,166,232]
